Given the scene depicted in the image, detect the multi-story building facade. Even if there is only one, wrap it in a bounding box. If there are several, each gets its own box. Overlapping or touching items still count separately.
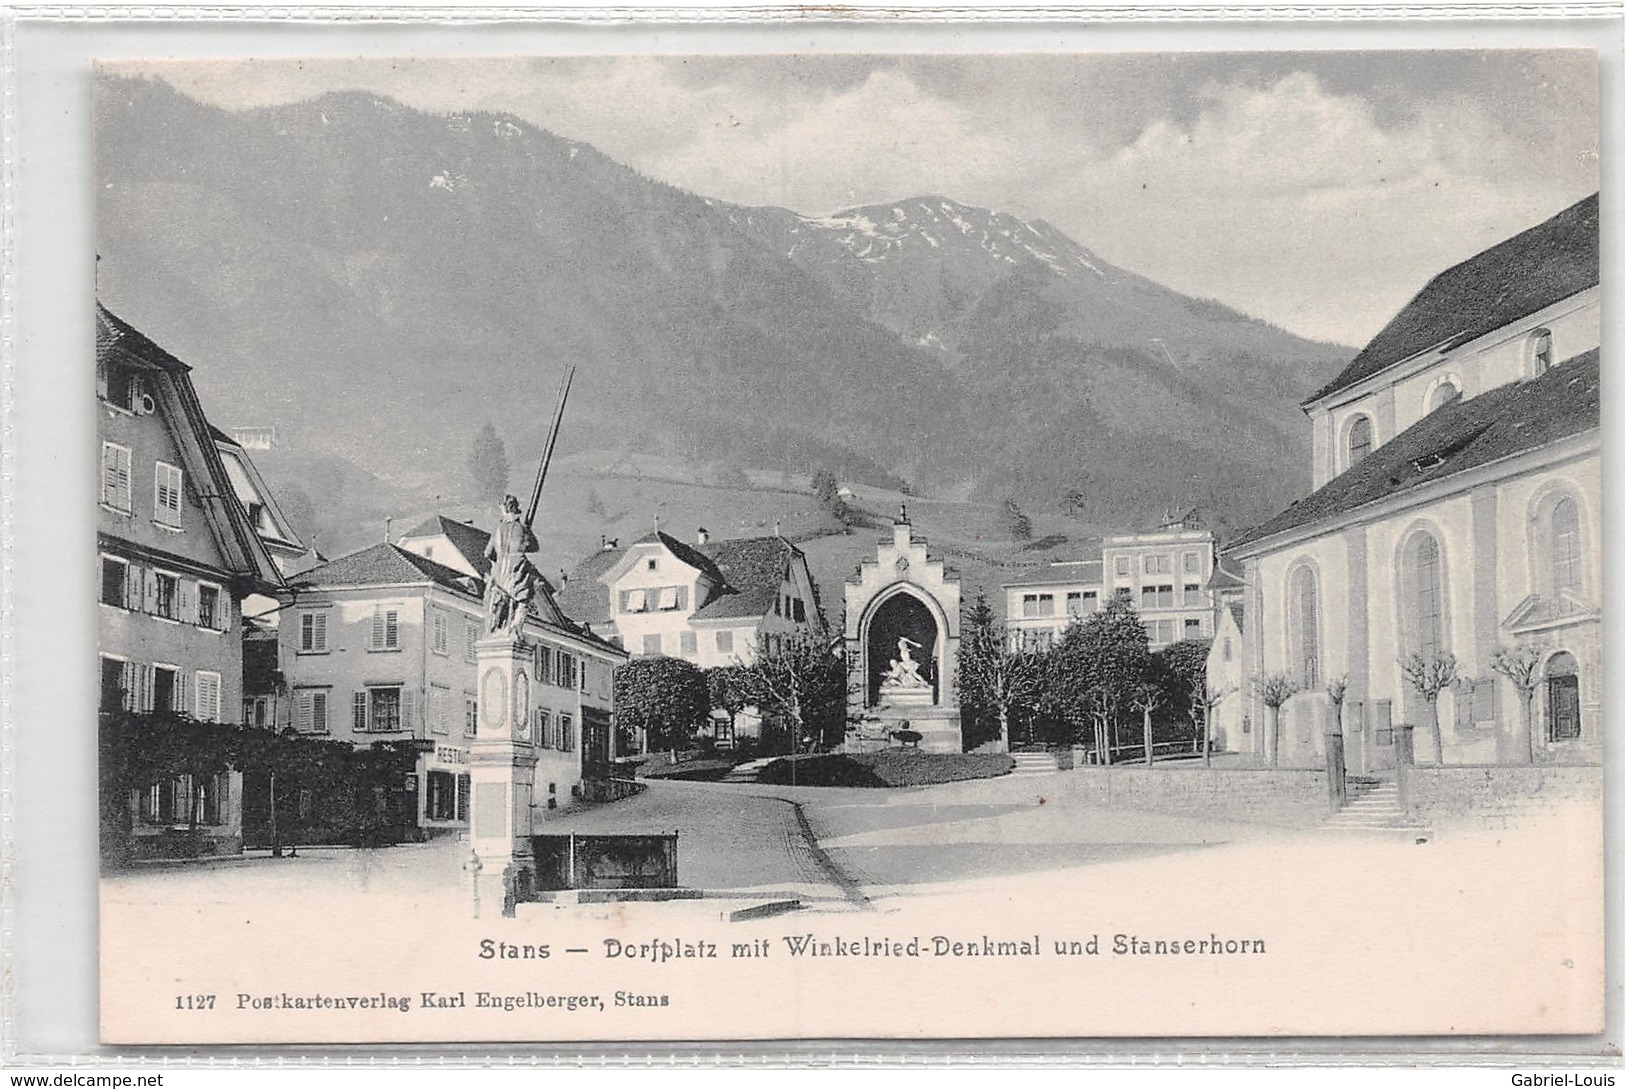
[1003,525,1217,650]
[281,522,627,834]
[1226,193,1600,770]
[96,305,287,856]
[559,527,826,667]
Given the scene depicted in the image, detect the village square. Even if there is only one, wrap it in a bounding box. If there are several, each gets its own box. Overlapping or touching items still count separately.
[89,58,1601,928]
[96,190,1602,918]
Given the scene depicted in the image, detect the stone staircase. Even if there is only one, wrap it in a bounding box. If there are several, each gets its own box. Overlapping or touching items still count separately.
[721,757,778,784]
[1321,777,1430,836]
[1010,751,1060,777]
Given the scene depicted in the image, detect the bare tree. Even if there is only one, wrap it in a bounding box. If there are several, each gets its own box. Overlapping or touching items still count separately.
[1255,672,1299,767]
[1491,644,1545,764]
[1398,651,1458,764]
[1325,674,1348,733]
[1129,683,1167,767]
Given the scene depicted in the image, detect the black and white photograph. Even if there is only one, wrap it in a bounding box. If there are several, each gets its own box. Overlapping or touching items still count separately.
[79,47,1604,1045]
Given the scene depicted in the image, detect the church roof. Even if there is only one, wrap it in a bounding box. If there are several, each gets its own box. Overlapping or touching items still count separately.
[1306,194,1598,405]
[1234,350,1599,551]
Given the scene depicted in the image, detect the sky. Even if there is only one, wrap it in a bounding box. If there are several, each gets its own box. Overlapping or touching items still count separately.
[110,52,1599,347]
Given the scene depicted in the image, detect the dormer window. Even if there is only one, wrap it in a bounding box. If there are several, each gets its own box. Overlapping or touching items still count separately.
[1529,328,1554,375]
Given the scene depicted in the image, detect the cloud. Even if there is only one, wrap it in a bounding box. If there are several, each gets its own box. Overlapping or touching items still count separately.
[103,56,1596,346]
[1031,70,1597,344]
[644,67,1023,213]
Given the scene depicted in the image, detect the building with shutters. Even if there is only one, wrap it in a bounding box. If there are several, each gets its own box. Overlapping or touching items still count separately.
[557,527,826,746]
[558,527,826,667]
[278,516,627,834]
[1224,193,1600,771]
[95,306,288,855]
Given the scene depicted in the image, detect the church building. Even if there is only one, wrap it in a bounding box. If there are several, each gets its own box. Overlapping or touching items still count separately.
[1223,193,1600,771]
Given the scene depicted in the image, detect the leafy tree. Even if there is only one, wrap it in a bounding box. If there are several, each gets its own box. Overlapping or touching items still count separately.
[705,664,760,744]
[955,591,1044,749]
[612,656,710,756]
[747,630,849,753]
[1255,672,1299,767]
[1048,596,1149,763]
[1491,644,1544,764]
[1060,488,1086,518]
[468,422,510,504]
[1155,638,1212,759]
[1001,497,1033,541]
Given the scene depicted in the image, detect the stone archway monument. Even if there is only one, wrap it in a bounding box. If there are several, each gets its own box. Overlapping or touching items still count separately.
[845,509,963,753]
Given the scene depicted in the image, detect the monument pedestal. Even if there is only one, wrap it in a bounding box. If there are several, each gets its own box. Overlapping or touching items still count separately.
[877,689,962,754]
[469,634,539,913]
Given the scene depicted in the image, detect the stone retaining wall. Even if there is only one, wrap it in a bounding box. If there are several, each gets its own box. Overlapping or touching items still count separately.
[1059,766,1331,827]
[1407,764,1602,823]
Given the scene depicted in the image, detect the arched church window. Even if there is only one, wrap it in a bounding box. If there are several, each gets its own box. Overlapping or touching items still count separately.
[1290,564,1320,689]
[1550,495,1581,595]
[1346,415,1373,469]
[1403,531,1446,660]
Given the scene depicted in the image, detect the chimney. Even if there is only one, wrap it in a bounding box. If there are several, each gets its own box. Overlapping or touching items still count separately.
[697,526,710,546]
[772,520,781,538]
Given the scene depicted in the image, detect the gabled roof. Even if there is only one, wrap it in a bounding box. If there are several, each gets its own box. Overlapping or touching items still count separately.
[1003,560,1104,588]
[1234,350,1599,551]
[556,545,623,625]
[97,304,285,590]
[1307,194,1599,405]
[566,529,817,627]
[296,542,481,595]
[632,530,727,584]
[213,430,304,553]
[296,541,619,652]
[398,514,493,575]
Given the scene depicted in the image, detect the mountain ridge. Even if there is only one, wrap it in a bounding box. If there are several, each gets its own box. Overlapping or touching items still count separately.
[95,74,1349,543]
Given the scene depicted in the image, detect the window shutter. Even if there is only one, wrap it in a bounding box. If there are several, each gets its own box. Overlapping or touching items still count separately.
[295,692,310,732]
[370,608,384,649]
[116,449,132,512]
[123,563,139,611]
[120,661,136,711]
[177,580,193,625]
[142,568,158,614]
[385,610,399,648]
[312,691,328,733]
[354,691,368,732]
[401,688,418,733]
[138,664,154,712]
[174,671,188,715]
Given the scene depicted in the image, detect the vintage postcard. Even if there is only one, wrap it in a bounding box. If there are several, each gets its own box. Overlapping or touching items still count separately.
[91,51,1604,1045]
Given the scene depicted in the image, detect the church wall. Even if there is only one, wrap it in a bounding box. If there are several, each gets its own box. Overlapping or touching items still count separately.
[1308,289,1598,487]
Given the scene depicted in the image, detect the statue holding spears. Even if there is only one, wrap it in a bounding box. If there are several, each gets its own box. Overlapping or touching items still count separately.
[481,366,575,637]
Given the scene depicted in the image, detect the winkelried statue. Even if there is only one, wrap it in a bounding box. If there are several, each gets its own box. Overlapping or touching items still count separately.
[483,494,540,636]
[883,635,930,690]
